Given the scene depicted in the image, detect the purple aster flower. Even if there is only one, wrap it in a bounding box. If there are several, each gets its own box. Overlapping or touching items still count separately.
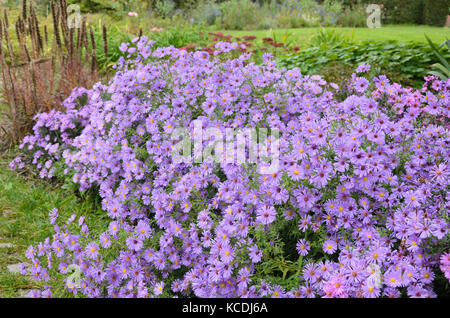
[296,239,310,256]
[356,63,371,73]
[323,240,337,254]
[256,204,277,225]
[85,242,99,259]
[48,208,58,225]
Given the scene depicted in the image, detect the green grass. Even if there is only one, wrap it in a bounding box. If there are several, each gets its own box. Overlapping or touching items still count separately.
[0,151,106,298]
[215,25,450,46]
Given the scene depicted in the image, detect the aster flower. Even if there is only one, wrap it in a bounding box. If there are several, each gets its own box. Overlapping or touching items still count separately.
[29,289,41,298]
[356,63,371,73]
[220,244,235,263]
[248,245,262,263]
[296,239,310,256]
[323,240,337,255]
[271,285,285,298]
[384,269,402,288]
[303,263,320,282]
[135,221,151,240]
[256,204,277,225]
[362,282,380,298]
[404,190,423,208]
[108,221,120,235]
[100,233,111,248]
[48,208,58,225]
[431,163,448,184]
[85,242,99,259]
[26,245,35,259]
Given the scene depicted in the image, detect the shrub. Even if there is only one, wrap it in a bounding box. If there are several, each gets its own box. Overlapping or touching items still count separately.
[153,0,176,19]
[11,38,450,298]
[308,28,354,47]
[210,0,366,30]
[149,26,209,48]
[378,0,424,25]
[273,0,322,28]
[190,0,222,26]
[337,5,367,28]
[218,0,264,30]
[423,0,449,27]
[67,0,129,15]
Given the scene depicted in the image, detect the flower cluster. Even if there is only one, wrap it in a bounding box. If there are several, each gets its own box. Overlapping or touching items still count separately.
[441,252,450,281]
[12,36,450,298]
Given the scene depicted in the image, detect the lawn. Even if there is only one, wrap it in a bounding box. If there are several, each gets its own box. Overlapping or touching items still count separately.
[0,151,105,298]
[217,25,450,45]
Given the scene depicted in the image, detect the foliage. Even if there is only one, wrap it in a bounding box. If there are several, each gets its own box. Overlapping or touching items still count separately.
[197,31,298,65]
[277,40,450,86]
[370,0,448,26]
[194,0,370,30]
[309,28,354,47]
[377,0,424,25]
[153,0,177,19]
[67,0,134,16]
[190,0,222,26]
[149,26,209,49]
[217,0,262,30]
[426,35,450,81]
[90,21,132,74]
[336,3,366,28]
[423,0,449,27]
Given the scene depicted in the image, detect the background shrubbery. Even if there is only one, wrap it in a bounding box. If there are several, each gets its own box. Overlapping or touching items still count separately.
[2,0,449,29]
[363,0,449,26]
[423,0,450,27]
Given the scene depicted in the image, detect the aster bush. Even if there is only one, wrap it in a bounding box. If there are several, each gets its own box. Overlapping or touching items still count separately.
[10,36,450,298]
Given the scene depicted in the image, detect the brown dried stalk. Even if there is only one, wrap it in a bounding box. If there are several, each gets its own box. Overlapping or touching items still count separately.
[22,0,27,21]
[90,27,97,74]
[51,0,61,50]
[0,0,101,146]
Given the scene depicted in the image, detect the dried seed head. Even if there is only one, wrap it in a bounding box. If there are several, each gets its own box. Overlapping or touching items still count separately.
[3,9,9,28]
[22,0,27,21]
[51,1,61,49]
[102,23,108,58]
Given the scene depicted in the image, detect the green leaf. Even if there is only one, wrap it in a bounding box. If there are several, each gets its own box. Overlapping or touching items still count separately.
[428,70,448,81]
[425,34,450,71]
